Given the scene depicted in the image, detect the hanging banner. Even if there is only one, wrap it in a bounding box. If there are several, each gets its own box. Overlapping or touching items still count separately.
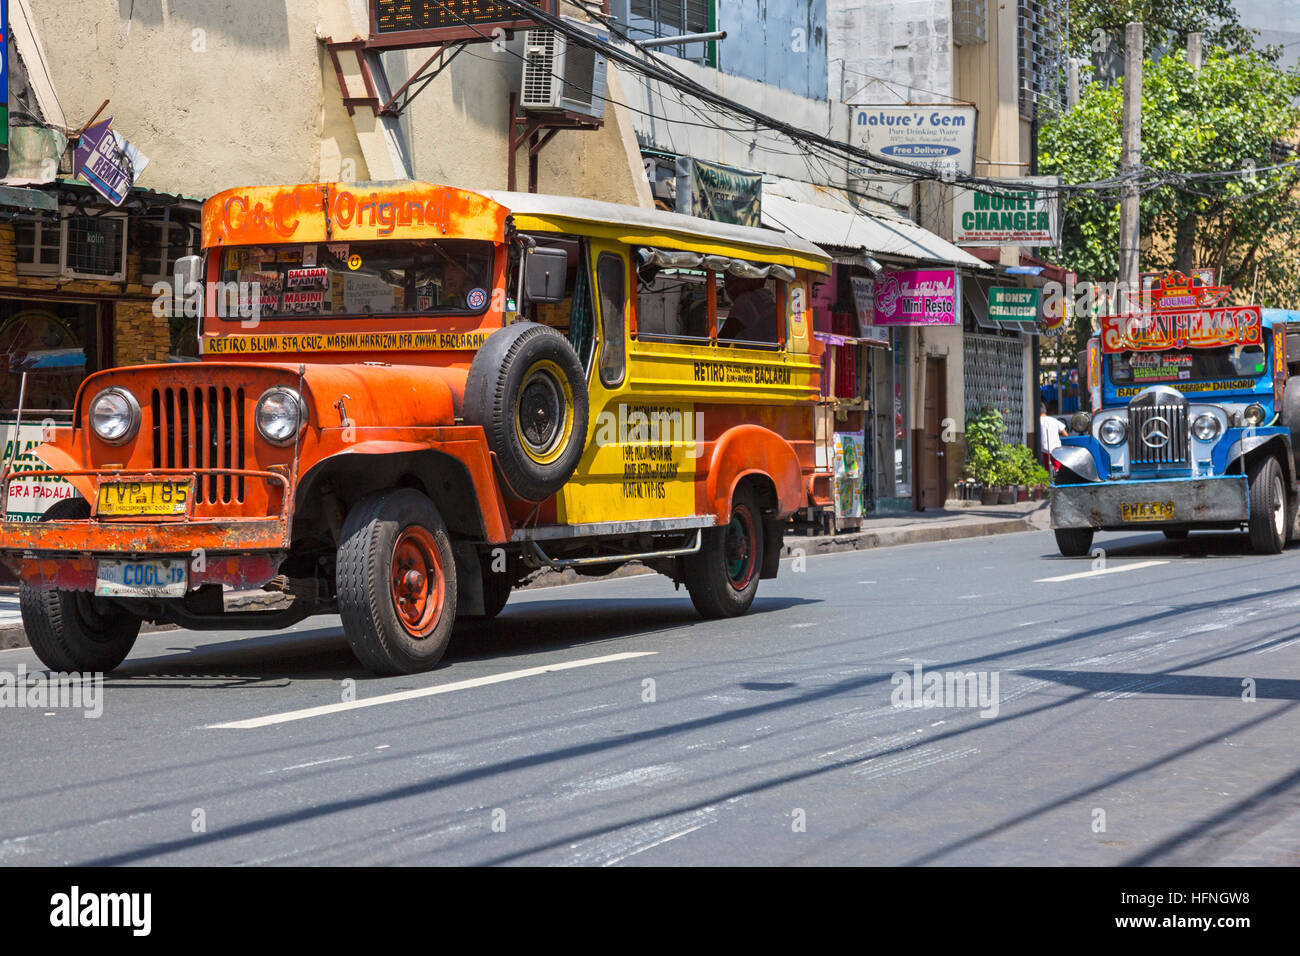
[674,156,762,227]
[953,177,1061,247]
[872,269,960,326]
[852,105,977,177]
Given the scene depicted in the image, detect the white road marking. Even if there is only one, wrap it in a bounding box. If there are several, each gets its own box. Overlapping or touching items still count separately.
[1034,560,1167,583]
[206,651,658,729]
[601,823,707,866]
[262,755,355,774]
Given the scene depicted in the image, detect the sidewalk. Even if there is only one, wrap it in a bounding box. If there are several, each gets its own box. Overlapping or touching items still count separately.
[0,500,1048,649]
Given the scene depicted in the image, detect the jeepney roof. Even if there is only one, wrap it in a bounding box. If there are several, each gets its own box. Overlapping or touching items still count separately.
[1263,308,1300,327]
[478,189,832,271]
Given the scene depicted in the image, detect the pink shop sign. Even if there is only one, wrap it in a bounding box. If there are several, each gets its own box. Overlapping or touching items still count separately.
[872,269,960,326]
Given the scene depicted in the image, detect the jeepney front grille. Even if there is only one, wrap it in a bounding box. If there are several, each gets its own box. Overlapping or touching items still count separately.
[151,387,246,503]
[1128,403,1189,467]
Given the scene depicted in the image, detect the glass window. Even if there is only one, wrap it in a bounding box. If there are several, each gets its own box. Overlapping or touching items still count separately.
[139,220,199,281]
[218,239,493,321]
[620,0,716,64]
[519,235,596,372]
[1108,346,1267,386]
[597,253,627,388]
[15,211,62,275]
[0,300,101,412]
[636,268,710,341]
[718,276,781,347]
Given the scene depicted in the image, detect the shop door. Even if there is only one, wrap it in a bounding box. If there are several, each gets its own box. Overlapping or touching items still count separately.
[919,357,946,509]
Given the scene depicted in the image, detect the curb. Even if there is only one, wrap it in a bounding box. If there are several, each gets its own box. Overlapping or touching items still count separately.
[0,509,1044,650]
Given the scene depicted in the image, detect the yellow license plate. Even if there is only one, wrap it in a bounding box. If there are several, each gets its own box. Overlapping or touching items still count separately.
[97,480,190,516]
[1121,500,1175,522]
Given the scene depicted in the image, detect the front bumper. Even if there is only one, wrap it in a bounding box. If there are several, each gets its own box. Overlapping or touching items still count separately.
[1050,475,1249,530]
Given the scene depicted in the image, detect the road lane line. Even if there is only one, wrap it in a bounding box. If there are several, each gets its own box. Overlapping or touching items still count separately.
[207,651,658,729]
[1035,560,1168,583]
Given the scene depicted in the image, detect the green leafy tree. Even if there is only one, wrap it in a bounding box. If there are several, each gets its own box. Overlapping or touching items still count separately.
[1039,48,1300,364]
[1068,0,1261,60]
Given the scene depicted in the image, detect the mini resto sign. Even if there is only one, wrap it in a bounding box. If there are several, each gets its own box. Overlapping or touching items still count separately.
[871,268,959,326]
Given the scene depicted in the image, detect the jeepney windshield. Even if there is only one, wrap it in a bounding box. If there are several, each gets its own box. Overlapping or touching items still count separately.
[1108,344,1267,387]
[217,239,493,320]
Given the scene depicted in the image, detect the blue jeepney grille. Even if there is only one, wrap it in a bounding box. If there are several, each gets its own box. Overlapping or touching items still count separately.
[1129,404,1189,466]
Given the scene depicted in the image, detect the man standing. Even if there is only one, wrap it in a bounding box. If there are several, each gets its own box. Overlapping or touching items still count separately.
[1039,402,1066,469]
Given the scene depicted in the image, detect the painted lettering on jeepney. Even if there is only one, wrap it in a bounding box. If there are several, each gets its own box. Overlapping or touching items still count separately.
[692,360,793,386]
[1100,306,1262,353]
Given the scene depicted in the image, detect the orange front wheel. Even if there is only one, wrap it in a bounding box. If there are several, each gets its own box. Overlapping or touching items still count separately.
[337,489,458,674]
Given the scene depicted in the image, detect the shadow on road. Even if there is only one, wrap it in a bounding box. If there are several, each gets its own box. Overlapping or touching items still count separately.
[104,594,819,682]
[1038,529,1291,561]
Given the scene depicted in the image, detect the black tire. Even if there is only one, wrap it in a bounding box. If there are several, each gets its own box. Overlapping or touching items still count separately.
[19,497,141,672]
[464,321,589,501]
[684,488,764,618]
[1162,529,1189,540]
[336,488,458,675]
[1247,456,1288,555]
[1054,527,1094,557]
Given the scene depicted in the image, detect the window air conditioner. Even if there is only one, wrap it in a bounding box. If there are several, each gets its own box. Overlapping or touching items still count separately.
[520,17,608,123]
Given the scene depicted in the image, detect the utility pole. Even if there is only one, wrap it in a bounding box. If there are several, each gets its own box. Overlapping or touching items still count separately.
[1067,58,1080,109]
[1188,32,1203,72]
[1118,22,1143,304]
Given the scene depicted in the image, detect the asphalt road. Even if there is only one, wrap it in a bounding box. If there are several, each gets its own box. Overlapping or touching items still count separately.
[2,525,1299,866]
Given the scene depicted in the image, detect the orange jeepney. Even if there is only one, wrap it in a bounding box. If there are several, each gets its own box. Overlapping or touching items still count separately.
[0,181,833,674]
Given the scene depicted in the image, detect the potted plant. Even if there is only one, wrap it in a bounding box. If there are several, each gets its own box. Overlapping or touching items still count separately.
[966,408,1006,506]
[969,445,1000,505]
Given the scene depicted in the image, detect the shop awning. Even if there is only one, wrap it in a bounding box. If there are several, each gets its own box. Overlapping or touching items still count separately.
[760,192,993,271]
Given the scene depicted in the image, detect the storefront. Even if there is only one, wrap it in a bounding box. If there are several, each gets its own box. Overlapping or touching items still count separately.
[761,180,991,519]
[0,182,200,540]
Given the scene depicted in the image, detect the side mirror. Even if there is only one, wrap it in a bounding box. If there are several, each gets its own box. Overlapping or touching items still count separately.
[523,247,568,304]
[174,254,203,290]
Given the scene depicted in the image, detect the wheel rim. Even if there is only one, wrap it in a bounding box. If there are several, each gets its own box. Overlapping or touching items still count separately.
[390,526,445,638]
[724,506,758,590]
[515,360,574,465]
[1273,475,1285,538]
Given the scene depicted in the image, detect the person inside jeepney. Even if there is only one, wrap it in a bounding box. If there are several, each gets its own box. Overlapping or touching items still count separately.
[719,274,777,343]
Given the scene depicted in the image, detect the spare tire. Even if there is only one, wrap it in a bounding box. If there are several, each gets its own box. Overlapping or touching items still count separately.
[464,321,589,501]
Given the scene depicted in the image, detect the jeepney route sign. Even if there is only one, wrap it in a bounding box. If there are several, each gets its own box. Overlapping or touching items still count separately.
[1101,306,1262,354]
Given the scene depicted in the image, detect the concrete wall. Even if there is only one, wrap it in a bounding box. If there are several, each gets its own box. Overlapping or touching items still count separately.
[27,0,648,205]
[28,0,365,197]
[828,0,953,106]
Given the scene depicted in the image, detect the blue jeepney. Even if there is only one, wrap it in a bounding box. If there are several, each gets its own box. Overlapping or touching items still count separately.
[1050,296,1300,556]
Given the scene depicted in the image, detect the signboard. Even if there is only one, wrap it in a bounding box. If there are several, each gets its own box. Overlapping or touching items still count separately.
[675,156,762,227]
[850,276,875,329]
[953,177,1060,247]
[74,118,150,207]
[832,431,865,520]
[1,419,77,522]
[1138,270,1228,310]
[853,105,977,177]
[370,0,555,46]
[988,287,1040,324]
[871,269,960,326]
[1100,306,1263,354]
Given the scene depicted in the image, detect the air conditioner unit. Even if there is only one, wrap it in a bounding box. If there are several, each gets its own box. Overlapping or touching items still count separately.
[520,17,608,123]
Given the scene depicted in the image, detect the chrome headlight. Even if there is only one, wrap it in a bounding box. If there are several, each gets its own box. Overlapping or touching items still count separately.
[1070,411,1092,435]
[255,387,307,446]
[1243,403,1266,427]
[89,387,141,445]
[1098,417,1127,446]
[1192,413,1221,441]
